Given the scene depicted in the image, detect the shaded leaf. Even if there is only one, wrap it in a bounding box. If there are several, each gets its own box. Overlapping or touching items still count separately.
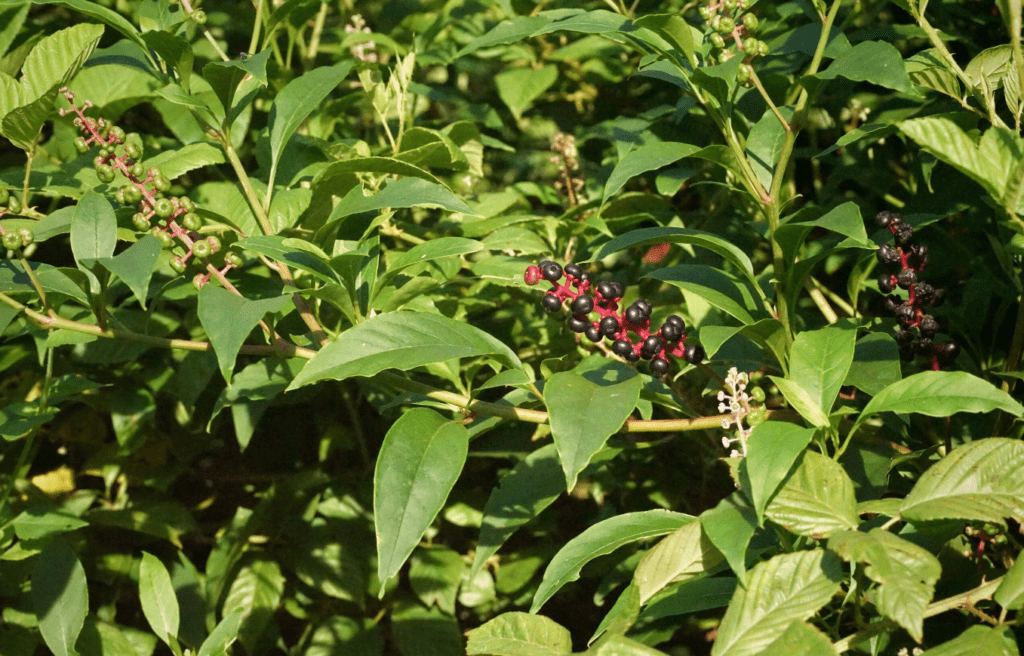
[740,422,816,525]
[95,235,162,308]
[222,557,286,654]
[812,40,913,92]
[32,538,88,656]
[634,520,724,604]
[602,142,700,204]
[466,612,572,656]
[197,286,291,382]
[764,451,859,538]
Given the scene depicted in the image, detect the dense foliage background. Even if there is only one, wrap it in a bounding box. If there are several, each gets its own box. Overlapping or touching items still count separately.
[2,0,1024,654]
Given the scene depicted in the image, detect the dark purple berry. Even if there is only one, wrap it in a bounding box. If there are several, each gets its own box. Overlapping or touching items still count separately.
[641,335,664,358]
[542,294,562,312]
[895,304,916,325]
[908,243,928,269]
[612,340,634,357]
[876,211,897,228]
[876,244,900,265]
[894,328,913,344]
[634,299,652,317]
[897,269,917,290]
[624,349,640,362]
[893,222,914,245]
[665,315,685,330]
[585,325,602,342]
[609,282,625,299]
[650,358,670,377]
[915,283,935,306]
[683,343,705,364]
[919,315,939,337]
[884,295,901,313]
[567,315,589,333]
[625,305,646,325]
[878,274,896,294]
[600,316,619,337]
[541,261,563,282]
[597,280,618,300]
[660,322,683,343]
[578,272,589,283]
[938,341,960,362]
[915,337,933,354]
[564,263,582,278]
[571,295,594,315]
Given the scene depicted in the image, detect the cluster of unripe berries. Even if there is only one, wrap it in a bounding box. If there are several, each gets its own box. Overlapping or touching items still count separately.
[697,0,766,80]
[875,211,959,369]
[525,260,705,377]
[61,88,242,290]
[0,186,24,217]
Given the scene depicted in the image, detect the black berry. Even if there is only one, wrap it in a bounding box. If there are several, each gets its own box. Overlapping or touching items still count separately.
[893,222,914,245]
[650,358,670,377]
[915,283,935,306]
[894,328,913,344]
[897,269,917,290]
[683,343,705,364]
[564,263,582,278]
[876,211,897,228]
[567,315,590,332]
[878,274,896,294]
[660,322,683,343]
[599,316,619,337]
[571,295,594,315]
[612,340,633,357]
[895,304,916,325]
[542,294,562,312]
[919,315,939,337]
[938,342,961,362]
[541,261,563,282]
[876,244,900,265]
[585,325,602,342]
[908,243,928,269]
[883,296,901,313]
[665,315,685,330]
[634,299,652,317]
[625,305,646,325]
[641,335,664,358]
[624,350,640,362]
[597,280,618,300]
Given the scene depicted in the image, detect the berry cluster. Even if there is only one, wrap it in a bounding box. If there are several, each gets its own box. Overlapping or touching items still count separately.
[875,211,959,369]
[697,0,766,81]
[0,186,23,218]
[525,261,705,377]
[61,88,243,289]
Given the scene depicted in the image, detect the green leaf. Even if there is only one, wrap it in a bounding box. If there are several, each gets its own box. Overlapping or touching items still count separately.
[853,371,1024,435]
[313,156,445,186]
[634,520,724,605]
[532,510,694,612]
[593,636,671,656]
[267,62,354,192]
[70,191,117,284]
[900,438,1024,525]
[648,264,764,324]
[699,494,756,585]
[845,333,902,396]
[196,609,243,656]
[585,226,755,280]
[374,236,483,296]
[12,507,88,540]
[769,378,832,428]
[374,408,468,589]
[201,48,271,123]
[532,10,629,36]
[787,322,857,416]
[638,577,738,623]
[710,550,842,656]
[95,235,162,309]
[740,422,816,525]
[920,626,1020,656]
[494,65,558,120]
[144,143,224,180]
[760,622,837,656]
[456,15,552,57]
[691,55,742,110]
[289,311,523,389]
[32,538,89,656]
[196,286,291,382]
[410,546,463,615]
[602,142,700,204]
[964,44,1013,92]
[471,444,565,579]
[325,177,477,228]
[632,14,696,61]
[466,612,572,656]
[139,552,180,646]
[222,557,286,654]
[746,106,792,191]
[546,371,642,490]
[812,40,913,92]
[140,31,193,92]
[391,602,463,656]
[235,235,338,283]
[995,547,1024,609]
[764,451,859,538]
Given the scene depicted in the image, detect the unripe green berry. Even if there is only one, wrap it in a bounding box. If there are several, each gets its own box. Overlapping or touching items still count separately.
[74,137,89,153]
[3,232,22,250]
[736,0,748,9]
[192,240,211,258]
[751,386,766,403]
[743,37,759,54]
[206,236,221,253]
[124,185,142,205]
[698,6,712,20]
[151,228,173,249]
[747,408,766,427]
[153,198,174,218]
[741,13,759,32]
[98,147,111,159]
[710,33,726,49]
[7,196,22,214]
[723,0,738,10]
[108,126,126,143]
[716,16,735,33]
[169,256,187,273]
[758,40,769,56]
[132,214,150,231]
[736,64,751,83]
[115,187,127,205]
[129,161,145,178]
[96,164,115,183]
[179,197,195,212]
[224,251,243,267]
[125,142,143,160]
[0,187,7,205]
[192,273,206,290]
[153,174,171,192]
[192,9,207,24]
[182,213,202,231]
[18,229,33,247]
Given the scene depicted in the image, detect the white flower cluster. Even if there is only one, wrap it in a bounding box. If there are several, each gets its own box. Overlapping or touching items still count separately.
[345,15,378,63]
[718,367,753,457]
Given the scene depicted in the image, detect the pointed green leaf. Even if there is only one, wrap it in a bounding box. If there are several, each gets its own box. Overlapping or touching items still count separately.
[812,40,913,92]
[288,311,523,389]
[920,626,1020,656]
[70,191,117,268]
[602,142,701,204]
[740,422,816,525]
[140,31,193,92]
[197,286,291,382]
[844,333,902,396]
[593,636,671,656]
[466,612,572,656]
[235,235,338,283]
[710,550,842,656]
[20,0,144,50]
[222,557,286,654]
[635,520,724,604]
[699,494,756,585]
[21,23,105,98]
[995,548,1024,609]
[764,451,859,538]
[196,609,243,656]
[584,226,754,279]
[746,106,792,191]
[326,177,477,227]
[769,378,832,428]
[532,510,694,612]
[375,409,468,588]
[139,552,180,646]
[788,323,857,415]
[471,444,565,578]
[760,622,837,656]
[145,143,224,180]
[639,577,738,623]
[374,237,483,296]
[532,9,629,35]
[900,438,1024,524]
[202,48,271,123]
[648,264,764,324]
[32,538,89,656]
[12,508,88,541]
[95,235,162,308]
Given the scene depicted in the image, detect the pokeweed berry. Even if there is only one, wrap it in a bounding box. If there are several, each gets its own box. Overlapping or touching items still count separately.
[683,343,706,364]
[3,232,22,250]
[600,315,619,337]
[895,304,916,325]
[612,339,634,357]
[0,187,8,206]
[937,341,960,363]
[192,273,206,290]
[540,260,563,282]
[224,251,243,268]
[876,244,900,265]
[73,136,89,153]
[129,161,145,178]
[6,196,22,215]
[919,315,939,337]
[524,265,542,285]
[169,256,187,273]
[585,325,602,342]
[123,185,142,205]
[192,9,207,24]
[876,210,897,228]
[571,295,594,315]
[641,335,664,358]
[96,164,115,183]
[878,274,895,294]
[182,213,203,231]
[132,213,150,231]
[192,240,211,259]
[206,236,222,253]
[564,263,582,278]
[153,198,174,218]
[650,357,670,377]
[542,294,562,312]
[660,321,683,343]
[18,229,33,247]
[153,174,171,193]
[896,268,916,290]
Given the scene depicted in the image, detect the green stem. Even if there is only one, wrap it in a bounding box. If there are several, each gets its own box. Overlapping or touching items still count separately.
[248,0,265,57]
[305,1,330,66]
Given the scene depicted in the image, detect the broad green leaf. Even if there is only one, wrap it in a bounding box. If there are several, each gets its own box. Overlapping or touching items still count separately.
[648,264,763,324]
[235,235,338,283]
[70,192,117,284]
[196,609,243,656]
[639,577,738,623]
[145,143,224,180]
[634,520,724,604]
[222,557,286,654]
[593,636,670,656]
[854,371,1024,434]
[139,552,180,646]
[95,235,162,308]
[289,311,523,389]
[466,612,572,656]
[202,48,271,123]
[787,322,857,416]
[456,15,552,57]
[532,510,694,612]
[32,538,88,656]
[699,494,756,585]
[632,14,696,61]
[471,444,565,578]
[141,31,193,92]
[995,548,1024,609]
[844,333,902,396]
[374,237,482,295]
[602,142,700,204]
[900,438,1024,524]
[313,156,444,186]
[546,371,642,490]
[760,622,837,656]
[410,546,463,615]
[196,286,291,382]
[746,106,792,191]
[691,55,742,110]
[267,62,354,193]
[87,501,199,548]
[12,508,88,540]
[812,40,913,92]
[873,581,932,644]
[494,65,558,120]
[326,177,477,228]
[710,550,842,656]
[920,626,1019,656]
[532,10,629,36]
[374,408,468,589]
[584,226,755,279]
[77,618,143,656]
[21,0,144,50]
[740,422,816,525]
[764,451,859,538]
[964,44,1013,92]
[0,261,89,305]
[305,616,382,656]
[391,602,463,656]
[769,378,831,428]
